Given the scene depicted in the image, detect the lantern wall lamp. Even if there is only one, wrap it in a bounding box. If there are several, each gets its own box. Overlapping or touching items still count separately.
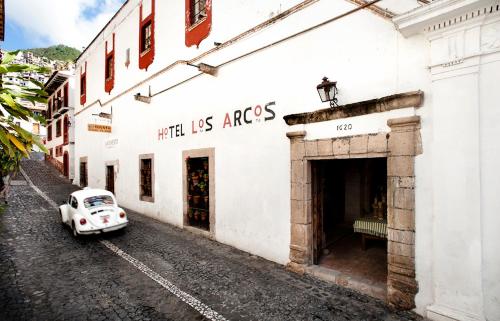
[317,77,339,108]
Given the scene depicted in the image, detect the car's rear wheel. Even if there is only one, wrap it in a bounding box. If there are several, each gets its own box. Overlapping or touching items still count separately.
[59,209,64,225]
[72,221,79,238]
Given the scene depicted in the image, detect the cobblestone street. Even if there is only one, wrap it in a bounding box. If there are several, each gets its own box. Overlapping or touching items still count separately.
[0,159,423,321]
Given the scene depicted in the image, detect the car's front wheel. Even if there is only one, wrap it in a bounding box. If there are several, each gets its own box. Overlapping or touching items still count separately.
[72,221,79,238]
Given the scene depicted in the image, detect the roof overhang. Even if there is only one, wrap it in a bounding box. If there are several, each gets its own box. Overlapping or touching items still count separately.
[393,0,494,37]
[44,71,71,95]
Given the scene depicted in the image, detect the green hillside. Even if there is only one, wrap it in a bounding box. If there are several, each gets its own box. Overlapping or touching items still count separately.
[26,45,81,62]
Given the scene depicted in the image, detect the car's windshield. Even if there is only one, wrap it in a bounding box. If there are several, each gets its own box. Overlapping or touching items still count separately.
[83,195,115,208]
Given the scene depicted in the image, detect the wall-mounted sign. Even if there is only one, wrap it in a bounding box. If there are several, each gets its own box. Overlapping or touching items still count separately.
[105,138,118,148]
[157,101,276,141]
[88,124,112,133]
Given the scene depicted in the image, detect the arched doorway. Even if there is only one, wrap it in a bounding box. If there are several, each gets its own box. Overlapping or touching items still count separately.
[63,151,69,177]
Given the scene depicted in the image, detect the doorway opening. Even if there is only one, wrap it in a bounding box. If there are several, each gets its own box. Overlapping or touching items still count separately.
[63,151,69,177]
[312,157,388,289]
[186,157,210,231]
[106,165,115,194]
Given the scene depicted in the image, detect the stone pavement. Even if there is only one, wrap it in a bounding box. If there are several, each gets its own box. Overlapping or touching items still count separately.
[0,159,423,321]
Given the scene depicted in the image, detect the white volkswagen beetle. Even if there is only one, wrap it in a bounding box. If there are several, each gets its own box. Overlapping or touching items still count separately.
[59,188,128,237]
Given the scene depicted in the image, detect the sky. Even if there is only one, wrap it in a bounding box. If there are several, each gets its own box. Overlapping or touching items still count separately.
[2,0,126,51]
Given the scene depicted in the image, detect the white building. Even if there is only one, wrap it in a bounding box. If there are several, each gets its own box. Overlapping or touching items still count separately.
[44,71,75,179]
[73,0,500,320]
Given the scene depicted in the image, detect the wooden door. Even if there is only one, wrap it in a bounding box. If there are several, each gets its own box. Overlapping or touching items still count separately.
[106,165,114,194]
[63,152,69,177]
[312,162,325,265]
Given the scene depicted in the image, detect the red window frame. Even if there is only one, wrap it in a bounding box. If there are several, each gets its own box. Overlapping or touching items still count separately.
[80,62,87,105]
[56,119,62,137]
[139,0,155,70]
[185,0,212,48]
[105,33,115,93]
[63,83,68,106]
[63,115,69,145]
[56,90,62,110]
[47,124,52,141]
[47,99,52,119]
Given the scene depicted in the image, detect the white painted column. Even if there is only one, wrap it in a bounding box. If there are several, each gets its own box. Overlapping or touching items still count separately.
[427,23,485,321]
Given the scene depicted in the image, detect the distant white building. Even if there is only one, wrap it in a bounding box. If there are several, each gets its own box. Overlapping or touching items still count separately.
[44,70,76,179]
[73,0,500,320]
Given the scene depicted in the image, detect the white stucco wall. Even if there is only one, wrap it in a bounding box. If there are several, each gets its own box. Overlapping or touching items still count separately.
[74,0,428,266]
[396,2,500,320]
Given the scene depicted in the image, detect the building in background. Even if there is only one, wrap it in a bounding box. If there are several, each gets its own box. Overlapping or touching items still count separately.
[72,0,500,320]
[44,70,75,179]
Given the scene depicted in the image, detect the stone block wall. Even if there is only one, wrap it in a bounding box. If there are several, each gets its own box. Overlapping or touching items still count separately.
[286,115,422,310]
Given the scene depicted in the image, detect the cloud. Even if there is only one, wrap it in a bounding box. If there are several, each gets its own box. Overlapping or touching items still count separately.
[6,0,125,50]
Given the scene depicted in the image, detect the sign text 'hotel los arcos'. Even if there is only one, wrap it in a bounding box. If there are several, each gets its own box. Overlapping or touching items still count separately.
[157,101,276,141]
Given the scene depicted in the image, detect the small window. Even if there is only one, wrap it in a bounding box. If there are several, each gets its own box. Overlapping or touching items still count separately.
[141,22,152,53]
[71,197,78,209]
[56,119,62,137]
[47,125,52,141]
[80,161,88,187]
[83,195,115,208]
[190,0,207,25]
[105,56,114,80]
[140,155,154,202]
[80,75,86,97]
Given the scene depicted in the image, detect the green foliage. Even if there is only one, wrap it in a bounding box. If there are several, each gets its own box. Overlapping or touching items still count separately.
[1,50,48,176]
[26,45,81,62]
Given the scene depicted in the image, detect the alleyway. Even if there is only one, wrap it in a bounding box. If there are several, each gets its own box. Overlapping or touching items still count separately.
[0,159,422,321]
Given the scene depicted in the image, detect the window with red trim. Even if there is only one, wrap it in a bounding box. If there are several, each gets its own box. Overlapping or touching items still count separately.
[63,83,68,106]
[105,33,115,93]
[106,56,114,80]
[190,0,207,25]
[56,90,62,110]
[56,119,62,137]
[80,62,87,105]
[185,0,212,48]
[47,99,52,119]
[139,0,155,70]
[63,115,69,145]
[47,125,52,141]
[141,22,152,53]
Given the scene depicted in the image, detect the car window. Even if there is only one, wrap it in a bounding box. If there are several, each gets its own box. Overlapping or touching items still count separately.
[71,197,78,209]
[68,196,72,204]
[83,195,115,208]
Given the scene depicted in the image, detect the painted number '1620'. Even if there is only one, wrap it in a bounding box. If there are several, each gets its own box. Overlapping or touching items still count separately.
[337,124,352,131]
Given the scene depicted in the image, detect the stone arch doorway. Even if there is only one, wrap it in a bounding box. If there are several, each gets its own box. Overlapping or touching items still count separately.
[63,151,69,177]
[286,116,421,310]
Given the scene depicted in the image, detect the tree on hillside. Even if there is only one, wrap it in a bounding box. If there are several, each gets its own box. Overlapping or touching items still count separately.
[0,50,49,201]
[28,45,81,62]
